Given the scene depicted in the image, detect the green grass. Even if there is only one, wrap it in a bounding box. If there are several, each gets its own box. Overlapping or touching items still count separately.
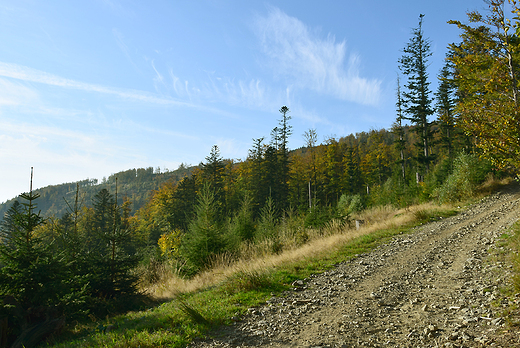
[487,221,520,328]
[509,222,520,294]
[47,207,458,348]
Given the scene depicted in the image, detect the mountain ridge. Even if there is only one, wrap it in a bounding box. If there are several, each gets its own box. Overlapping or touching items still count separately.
[0,164,196,220]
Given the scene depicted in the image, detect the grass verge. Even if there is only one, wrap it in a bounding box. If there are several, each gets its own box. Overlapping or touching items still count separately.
[476,220,520,347]
[498,221,520,328]
[47,205,458,348]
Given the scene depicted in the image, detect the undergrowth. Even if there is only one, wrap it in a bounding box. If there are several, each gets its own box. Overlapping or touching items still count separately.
[47,205,458,348]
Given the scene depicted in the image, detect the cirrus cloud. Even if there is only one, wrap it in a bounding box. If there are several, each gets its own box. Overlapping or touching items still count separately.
[254,7,381,106]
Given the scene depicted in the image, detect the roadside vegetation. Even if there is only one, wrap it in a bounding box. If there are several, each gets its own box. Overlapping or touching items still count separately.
[43,172,508,348]
[496,221,520,329]
[48,200,462,348]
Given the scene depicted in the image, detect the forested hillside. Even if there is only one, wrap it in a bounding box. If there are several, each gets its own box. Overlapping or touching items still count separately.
[1,2,520,347]
[0,164,195,219]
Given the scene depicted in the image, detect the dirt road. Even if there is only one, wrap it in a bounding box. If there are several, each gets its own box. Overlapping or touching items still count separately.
[190,184,520,348]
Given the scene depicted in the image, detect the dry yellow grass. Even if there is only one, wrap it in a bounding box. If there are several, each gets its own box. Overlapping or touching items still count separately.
[477,175,513,196]
[145,202,455,299]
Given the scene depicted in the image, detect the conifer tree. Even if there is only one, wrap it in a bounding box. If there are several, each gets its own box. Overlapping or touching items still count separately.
[168,175,197,233]
[88,188,116,253]
[435,59,458,159]
[82,185,139,298]
[226,192,255,250]
[399,14,435,179]
[264,143,282,208]
[322,137,344,205]
[303,129,318,209]
[276,106,292,210]
[200,145,226,217]
[247,137,268,218]
[393,75,407,181]
[0,169,81,345]
[180,183,224,275]
[343,146,363,194]
[255,196,279,252]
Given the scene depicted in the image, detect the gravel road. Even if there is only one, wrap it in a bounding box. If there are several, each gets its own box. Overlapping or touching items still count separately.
[189,184,520,348]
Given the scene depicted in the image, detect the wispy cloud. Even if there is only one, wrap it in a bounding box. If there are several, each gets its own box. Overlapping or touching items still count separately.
[166,67,280,112]
[0,78,39,106]
[0,62,247,122]
[0,61,191,106]
[202,72,272,108]
[0,119,109,157]
[151,59,166,93]
[254,7,381,106]
[112,28,142,74]
[0,119,148,201]
[99,0,135,18]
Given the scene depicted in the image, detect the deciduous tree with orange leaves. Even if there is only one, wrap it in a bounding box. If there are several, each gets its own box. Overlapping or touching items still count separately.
[449,0,520,173]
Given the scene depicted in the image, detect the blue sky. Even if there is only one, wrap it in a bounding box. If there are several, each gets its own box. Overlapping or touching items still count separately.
[0,0,485,203]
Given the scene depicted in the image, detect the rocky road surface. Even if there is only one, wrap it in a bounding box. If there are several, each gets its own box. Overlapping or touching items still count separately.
[189,184,520,348]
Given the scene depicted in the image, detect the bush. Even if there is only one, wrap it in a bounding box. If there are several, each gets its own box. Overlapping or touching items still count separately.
[337,194,364,217]
[337,194,351,219]
[304,205,333,228]
[277,209,308,247]
[434,152,493,203]
[158,229,182,260]
[137,246,166,285]
[348,194,364,214]
[430,156,454,186]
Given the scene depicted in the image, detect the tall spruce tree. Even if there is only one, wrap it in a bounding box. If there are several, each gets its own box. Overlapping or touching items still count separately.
[247,137,268,218]
[303,129,318,209]
[343,146,363,194]
[263,143,283,211]
[393,74,407,181]
[435,59,458,159]
[276,106,292,210]
[398,14,435,179]
[88,188,116,253]
[84,186,139,298]
[168,175,198,233]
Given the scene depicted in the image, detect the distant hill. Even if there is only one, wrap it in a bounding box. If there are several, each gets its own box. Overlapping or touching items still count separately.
[0,165,196,220]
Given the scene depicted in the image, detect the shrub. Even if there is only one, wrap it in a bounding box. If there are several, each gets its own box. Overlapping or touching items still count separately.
[281,209,308,246]
[304,205,333,228]
[337,194,351,219]
[434,152,493,203]
[348,194,364,214]
[158,229,182,260]
[337,194,364,217]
